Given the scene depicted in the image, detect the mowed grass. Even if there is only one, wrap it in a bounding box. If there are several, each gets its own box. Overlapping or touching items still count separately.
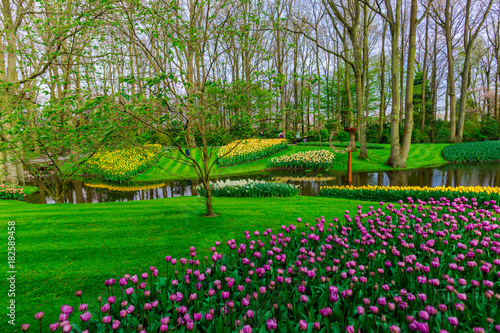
[136,143,451,181]
[23,186,39,195]
[0,196,379,330]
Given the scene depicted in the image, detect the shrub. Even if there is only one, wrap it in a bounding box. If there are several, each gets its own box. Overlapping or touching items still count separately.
[305,129,329,142]
[0,184,26,200]
[217,139,287,167]
[20,197,500,332]
[441,140,500,163]
[480,116,500,140]
[269,150,335,170]
[298,142,386,149]
[462,120,483,142]
[196,179,299,197]
[411,128,430,143]
[319,184,500,203]
[83,144,163,183]
[432,120,450,143]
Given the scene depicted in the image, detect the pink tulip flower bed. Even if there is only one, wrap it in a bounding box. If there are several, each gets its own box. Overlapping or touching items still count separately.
[21,197,500,333]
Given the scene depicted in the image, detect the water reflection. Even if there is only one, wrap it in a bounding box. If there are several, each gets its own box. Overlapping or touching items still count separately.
[26,180,198,204]
[25,163,500,204]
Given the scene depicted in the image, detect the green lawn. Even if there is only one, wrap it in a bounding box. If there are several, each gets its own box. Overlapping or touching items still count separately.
[23,186,39,195]
[0,196,379,331]
[135,143,451,182]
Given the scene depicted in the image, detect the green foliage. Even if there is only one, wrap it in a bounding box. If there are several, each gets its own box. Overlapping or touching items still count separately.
[441,140,500,163]
[0,95,123,202]
[432,120,451,143]
[412,71,433,129]
[411,127,430,143]
[480,116,500,140]
[463,119,484,142]
[298,142,387,149]
[304,129,329,142]
[196,179,299,197]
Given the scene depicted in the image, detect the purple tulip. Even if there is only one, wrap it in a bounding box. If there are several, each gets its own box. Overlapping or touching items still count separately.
[299,320,308,331]
[60,305,73,314]
[241,325,253,333]
[111,320,120,330]
[80,311,91,322]
[419,311,430,321]
[389,325,401,333]
[448,317,459,326]
[49,323,59,332]
[266,318,277,330]
[21,324,30,332]
[34,312,44,320]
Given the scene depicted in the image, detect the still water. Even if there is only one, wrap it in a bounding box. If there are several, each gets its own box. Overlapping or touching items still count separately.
[25,163,500,204]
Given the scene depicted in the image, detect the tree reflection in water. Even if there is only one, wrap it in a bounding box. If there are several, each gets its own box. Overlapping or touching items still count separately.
[25,163,500,204]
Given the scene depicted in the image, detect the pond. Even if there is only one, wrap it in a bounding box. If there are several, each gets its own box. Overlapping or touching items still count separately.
[25,163,500,204]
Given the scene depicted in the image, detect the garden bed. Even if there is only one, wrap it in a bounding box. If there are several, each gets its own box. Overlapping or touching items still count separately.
[82,144,163,183]
[0,183,27,200]
[441,140,500,163]
[196,179,299,197]
[268,149,335,170]
[17,196,500,332]
[319,185,500,203]
[217,139,288,167]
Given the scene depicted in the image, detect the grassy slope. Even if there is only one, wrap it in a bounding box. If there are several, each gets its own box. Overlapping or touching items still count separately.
[23,186,39,195]
[0,196,379,330]
[136,143,451,182]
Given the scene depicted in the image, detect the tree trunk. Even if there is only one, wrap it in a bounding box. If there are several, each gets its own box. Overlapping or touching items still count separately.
[421,14,429,132]
[456,0,493,142]
[399,0,418,165]
[379,22,387,140]
[385,0,403,168]
[444,0,457,142]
